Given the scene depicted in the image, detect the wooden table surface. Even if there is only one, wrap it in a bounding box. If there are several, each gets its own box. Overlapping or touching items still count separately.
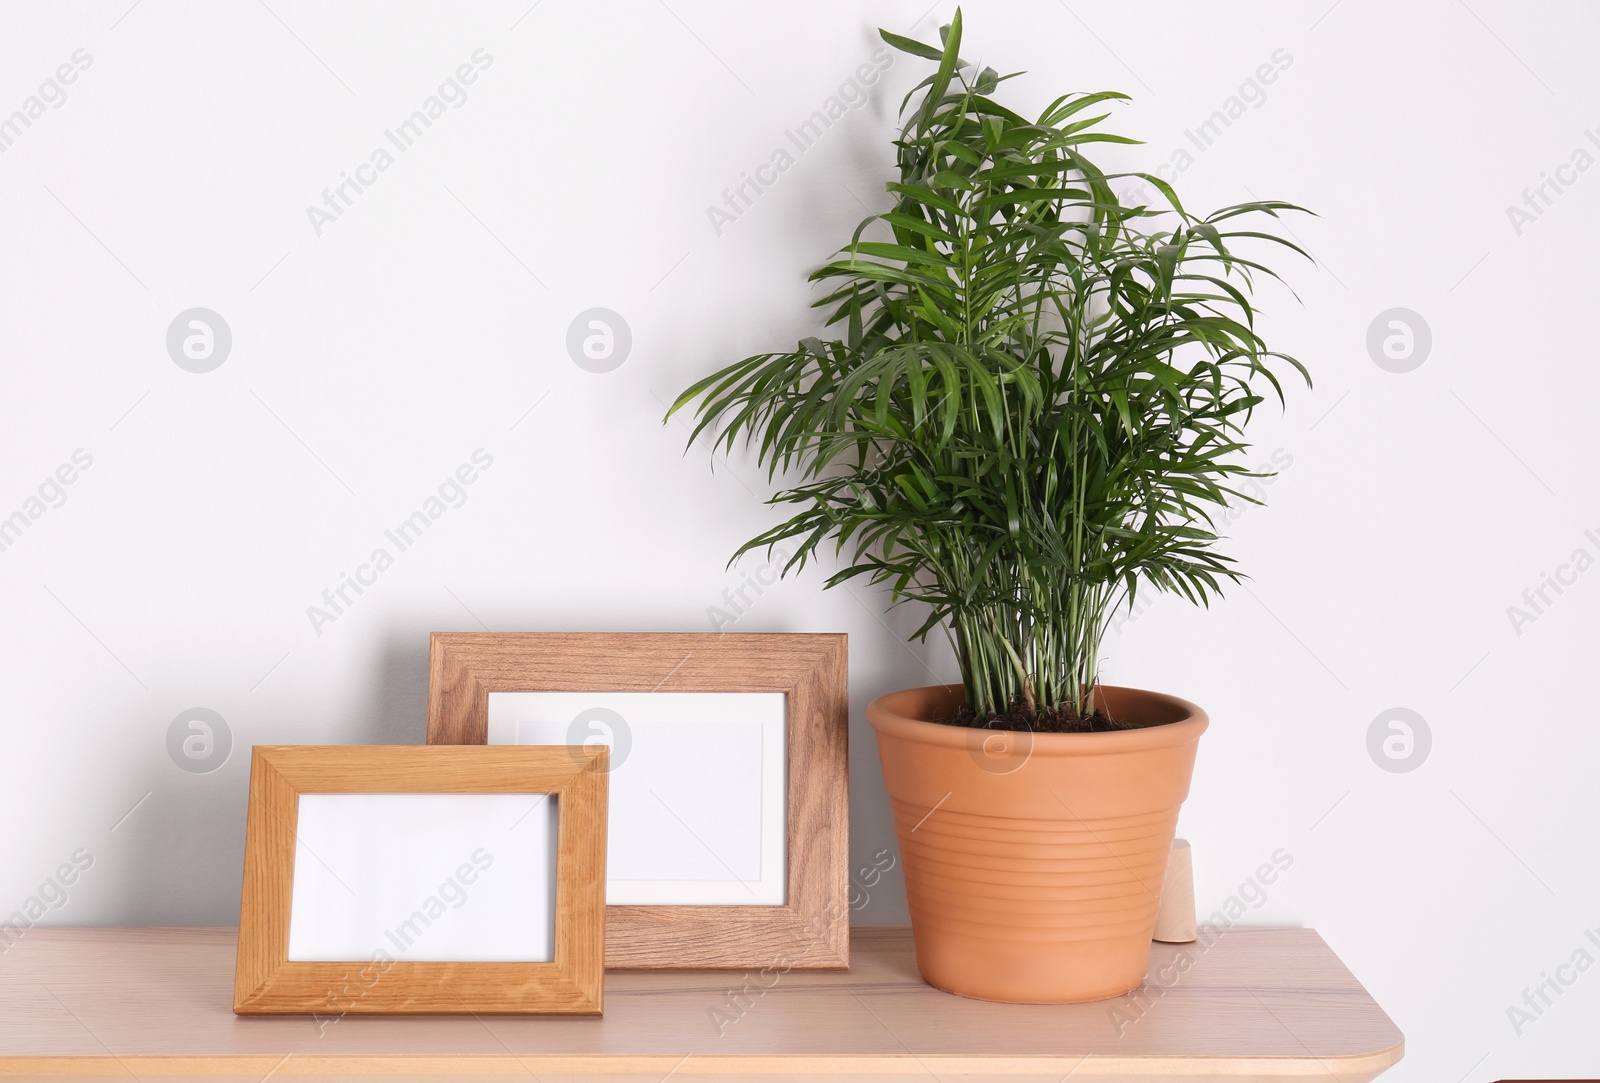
[0,926,1402,1081]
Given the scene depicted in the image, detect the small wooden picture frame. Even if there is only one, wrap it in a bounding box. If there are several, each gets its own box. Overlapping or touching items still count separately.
[427,633,849,969]
[234,745,607,1015]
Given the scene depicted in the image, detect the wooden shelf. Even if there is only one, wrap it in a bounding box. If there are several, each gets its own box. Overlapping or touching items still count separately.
[0,927,1401,1080]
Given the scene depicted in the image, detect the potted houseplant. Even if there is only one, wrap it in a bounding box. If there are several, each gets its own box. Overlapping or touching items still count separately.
[669,11,1308,1004]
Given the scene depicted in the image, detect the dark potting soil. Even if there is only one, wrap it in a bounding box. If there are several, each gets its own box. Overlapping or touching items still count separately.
[937,700,1145,734]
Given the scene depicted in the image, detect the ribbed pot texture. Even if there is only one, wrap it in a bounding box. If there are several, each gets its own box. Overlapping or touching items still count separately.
[867,683,1208,1004]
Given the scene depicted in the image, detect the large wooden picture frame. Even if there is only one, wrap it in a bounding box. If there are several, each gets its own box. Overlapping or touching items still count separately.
[235,745,607,1014]
[426,633,848,969]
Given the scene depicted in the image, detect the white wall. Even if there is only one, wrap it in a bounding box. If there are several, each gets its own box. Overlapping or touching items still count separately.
[1,1,1594,1078]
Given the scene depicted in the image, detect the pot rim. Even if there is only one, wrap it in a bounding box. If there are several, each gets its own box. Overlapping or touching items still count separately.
[867,683,1208,755]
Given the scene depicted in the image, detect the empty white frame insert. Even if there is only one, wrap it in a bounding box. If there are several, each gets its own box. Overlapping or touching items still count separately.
[285,792,559,962]
[487,691,785,905]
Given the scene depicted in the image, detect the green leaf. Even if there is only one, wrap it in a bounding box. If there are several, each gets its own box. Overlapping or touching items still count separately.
[922,9,964,127]
[879,28,947,61]
[667,7,1311,718]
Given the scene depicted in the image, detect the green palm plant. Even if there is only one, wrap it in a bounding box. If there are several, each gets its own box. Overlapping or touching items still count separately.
[669,11,1309,725]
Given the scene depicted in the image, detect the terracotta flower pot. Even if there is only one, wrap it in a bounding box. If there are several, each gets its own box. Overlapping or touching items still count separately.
[867,683,1207,1004]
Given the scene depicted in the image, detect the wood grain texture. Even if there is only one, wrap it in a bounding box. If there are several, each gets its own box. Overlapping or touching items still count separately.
[0,927,1402,1080]
[426,632,850,970]
[235,745,607,1015]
